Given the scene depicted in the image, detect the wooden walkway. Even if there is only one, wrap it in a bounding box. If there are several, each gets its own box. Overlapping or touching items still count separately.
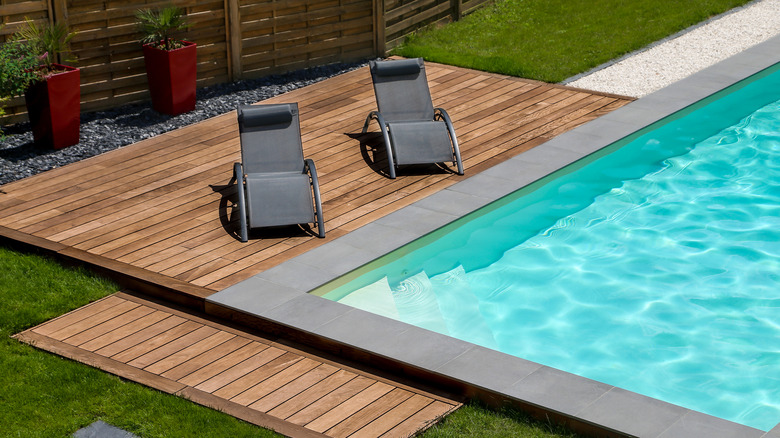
[0,61,632,295]
[14,292,461,438]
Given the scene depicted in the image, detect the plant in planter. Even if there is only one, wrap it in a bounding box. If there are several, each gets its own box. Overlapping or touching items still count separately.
[0,37,40,139]
[136,6,196,115]
[15,19,80,149]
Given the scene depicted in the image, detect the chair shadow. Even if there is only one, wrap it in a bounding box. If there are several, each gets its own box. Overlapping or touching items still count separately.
[210,178,318,242]
[345,132,455,178]
[346,131,390,178]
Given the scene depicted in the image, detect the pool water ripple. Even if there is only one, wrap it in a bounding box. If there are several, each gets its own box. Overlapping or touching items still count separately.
[468,100,780,430]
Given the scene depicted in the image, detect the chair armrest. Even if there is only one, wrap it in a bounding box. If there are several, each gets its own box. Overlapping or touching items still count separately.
[305,159,326,237]
[362,111,397,179]
[304,159,319,189]
[233,162,249,242]
[434,108,464,175]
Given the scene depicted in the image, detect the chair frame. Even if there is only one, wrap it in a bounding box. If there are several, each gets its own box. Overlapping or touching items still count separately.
[362,58,464,179]
[233,104,325,242]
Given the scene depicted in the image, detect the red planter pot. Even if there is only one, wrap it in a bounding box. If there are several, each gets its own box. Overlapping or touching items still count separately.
[143,41,197,115]
[24,64,81,149]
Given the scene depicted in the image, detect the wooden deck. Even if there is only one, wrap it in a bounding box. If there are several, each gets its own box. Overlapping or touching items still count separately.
[14,292,461,438]
[0,61,633,296]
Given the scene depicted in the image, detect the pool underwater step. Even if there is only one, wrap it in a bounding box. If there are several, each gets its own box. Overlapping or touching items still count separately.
[428,266,498,349]
[393,272,449,335]
[343,266,499,349]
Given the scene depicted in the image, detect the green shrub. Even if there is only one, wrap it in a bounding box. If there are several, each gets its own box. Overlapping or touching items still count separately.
[136,6,191,51]
[13,18,76,69]
[0,38,40,138]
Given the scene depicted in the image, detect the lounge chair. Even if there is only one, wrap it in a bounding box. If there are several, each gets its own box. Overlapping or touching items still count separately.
[233,103,325,242]
[362,58,463,179]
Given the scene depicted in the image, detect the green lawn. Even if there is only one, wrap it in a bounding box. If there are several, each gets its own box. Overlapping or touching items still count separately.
[0,244,578,437]
[0,245,282,438]
[394,0,754,82]
[422,403,579,438]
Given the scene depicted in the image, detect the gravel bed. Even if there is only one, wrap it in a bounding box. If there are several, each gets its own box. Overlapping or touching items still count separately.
[565,0,780,97]
[0,60,368,186]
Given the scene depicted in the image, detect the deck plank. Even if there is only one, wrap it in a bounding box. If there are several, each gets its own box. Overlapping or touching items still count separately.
[379,400,458,437]
[32,295,124,337]
[326,388,415,438]
[211,351,303,399]
[78,310,172,352]
[249,363,341,413]
[143,330,237,375]
[230,357,322,407]
[48,299,140,341]
[287,376,377,426]
[351,394,435,438]
[110,319,203,363]
[176,341,270,387]
[305,381,396,433]
[160,336,253,381]
[267,368,358,419]
[194,346,288,393]
[64,305,156,347]
[93,314,188,357]
[127,325,219,369]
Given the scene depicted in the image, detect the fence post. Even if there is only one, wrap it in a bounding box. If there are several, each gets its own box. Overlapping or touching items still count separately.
[452,0,462,21]
[373,0,386,56]
[226,0,242,80]
[51,0,69,65]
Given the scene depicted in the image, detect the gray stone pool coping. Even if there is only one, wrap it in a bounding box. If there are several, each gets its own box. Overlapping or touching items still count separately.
[209,35,780,438]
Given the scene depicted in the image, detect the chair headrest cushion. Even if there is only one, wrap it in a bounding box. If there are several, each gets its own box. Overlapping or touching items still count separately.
[372,58,422,77]
[238,104,295,128]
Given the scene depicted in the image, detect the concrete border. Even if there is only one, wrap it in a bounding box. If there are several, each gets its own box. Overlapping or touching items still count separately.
[208,35,780,437]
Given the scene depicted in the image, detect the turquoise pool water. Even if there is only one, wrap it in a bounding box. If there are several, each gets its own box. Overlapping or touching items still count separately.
[316,64,780,431]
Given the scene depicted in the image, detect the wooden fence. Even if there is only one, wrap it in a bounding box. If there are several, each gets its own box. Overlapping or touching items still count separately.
[0,0,490,124]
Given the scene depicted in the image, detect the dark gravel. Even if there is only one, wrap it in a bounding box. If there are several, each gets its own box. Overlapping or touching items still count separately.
[0,60,369,186]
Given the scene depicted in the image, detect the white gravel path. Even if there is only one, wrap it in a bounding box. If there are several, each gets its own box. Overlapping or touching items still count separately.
[566,0,780,97]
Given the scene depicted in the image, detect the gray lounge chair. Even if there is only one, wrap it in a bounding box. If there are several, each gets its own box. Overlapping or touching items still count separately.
[362,58,463,179]
[233,103,325,242]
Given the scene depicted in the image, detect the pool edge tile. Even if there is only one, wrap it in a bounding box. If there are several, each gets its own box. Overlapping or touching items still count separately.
[575,387,687,438]
[311,308,416,352]
[259,293,355,332]
[509,366,613,418]
[334,222,420,259]
[255,260,336,292]
[207,276,301,315]
[764,422,780,438]
[412,188,493,218]
[659,410,765,438]
[434,345,543,392]
[375,204,459,236]
[292,239,377,278]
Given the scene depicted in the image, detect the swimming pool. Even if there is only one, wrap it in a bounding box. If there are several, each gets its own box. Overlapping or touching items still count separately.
[314,63,780,431]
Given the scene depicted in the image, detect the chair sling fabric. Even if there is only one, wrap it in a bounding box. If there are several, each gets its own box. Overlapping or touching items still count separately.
[363,58,463,178]
[233,103,325,242]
